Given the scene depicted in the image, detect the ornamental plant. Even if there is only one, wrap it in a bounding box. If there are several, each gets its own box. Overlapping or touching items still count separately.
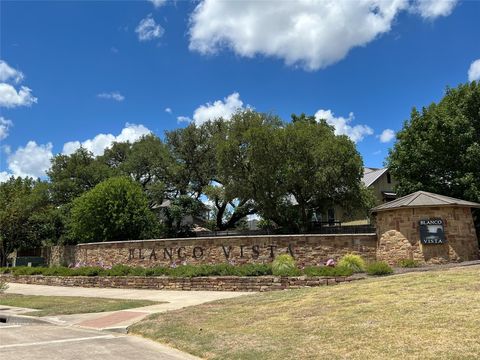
[338,254,366,273]
[366,261,394,276]
[397,259,420,268]
[271,254,300,276]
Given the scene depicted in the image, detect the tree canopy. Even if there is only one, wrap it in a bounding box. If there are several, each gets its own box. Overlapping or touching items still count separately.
[1,109,374,257]
[387,81,480,202]
[68,177,159,243]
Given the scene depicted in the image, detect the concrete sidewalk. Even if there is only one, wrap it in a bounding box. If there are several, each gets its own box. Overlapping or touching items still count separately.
[5,283,251,331]
[0,324,200,360]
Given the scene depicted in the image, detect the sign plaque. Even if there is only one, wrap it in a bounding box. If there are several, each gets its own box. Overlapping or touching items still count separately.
[419,218,446,244]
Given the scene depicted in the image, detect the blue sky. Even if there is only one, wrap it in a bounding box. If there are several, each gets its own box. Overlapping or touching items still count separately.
[1,0,479,180]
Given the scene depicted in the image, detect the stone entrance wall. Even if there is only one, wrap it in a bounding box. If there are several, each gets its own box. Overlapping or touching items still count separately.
[47,234,377,268]
[375,207,479,265]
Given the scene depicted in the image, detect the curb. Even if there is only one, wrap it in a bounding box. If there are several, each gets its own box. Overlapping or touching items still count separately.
[0,313,59,326]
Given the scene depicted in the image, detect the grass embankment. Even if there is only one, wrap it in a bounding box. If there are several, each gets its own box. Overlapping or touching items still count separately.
[130,266,480,360]
[0,294,160,317]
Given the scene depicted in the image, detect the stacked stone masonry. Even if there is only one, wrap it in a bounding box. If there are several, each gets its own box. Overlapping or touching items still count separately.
[0,274,360,292]
[376,207,479,265]
[45,234,378,268]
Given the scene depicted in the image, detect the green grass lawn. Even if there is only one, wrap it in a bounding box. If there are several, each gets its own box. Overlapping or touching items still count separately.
[130,266,480,360]
[0,294,160,317]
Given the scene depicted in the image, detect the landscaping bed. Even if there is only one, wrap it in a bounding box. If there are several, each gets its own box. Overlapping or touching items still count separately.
[0,273,363,292]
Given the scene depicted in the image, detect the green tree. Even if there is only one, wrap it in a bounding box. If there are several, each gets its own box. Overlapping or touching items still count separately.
[48,147,113,205]
[0,177,54,266]
[67,177,160,243]
[216,111,284,229]
[217,112,366,232]
[281,118,365,231]
[387,82,480,201]
[387,81,480,238]
[101,134,174,208]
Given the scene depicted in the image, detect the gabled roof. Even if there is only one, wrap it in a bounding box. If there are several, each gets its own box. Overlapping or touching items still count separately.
[371,191,480,213]
[362,167,388,187]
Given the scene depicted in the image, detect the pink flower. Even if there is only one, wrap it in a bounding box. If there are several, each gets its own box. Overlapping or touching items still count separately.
[326,259,336,267]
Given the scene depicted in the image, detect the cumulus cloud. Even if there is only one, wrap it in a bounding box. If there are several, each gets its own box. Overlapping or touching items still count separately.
[189,0,458,71]
[165,107,172,114]
[62,123,151,156]
[135,14,164,41]
[0,117,13,140]
[0,171,12,182]
[0,60,24,83]
[192,92,244,125]
[97,91,125,102]
[378,128,396,143]
[6,141,53,178]
[315,109,373,143]
[0,83,37,108]
[0,60,37,108]
[411,0,458,19]
[177,116,191,123]
[149,0,166,8]
[468,59,480,82]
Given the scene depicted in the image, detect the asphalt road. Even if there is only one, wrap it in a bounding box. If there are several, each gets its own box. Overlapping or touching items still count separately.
[0,324,200,360]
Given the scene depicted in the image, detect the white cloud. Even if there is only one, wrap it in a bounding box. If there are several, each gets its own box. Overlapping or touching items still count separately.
[177,116,192,123]
[165,107,172,114]
[0,117,13,140]
[0,60,24,83]
[0,83,37,108]
[97,91,125,102]
[189,0,458,71]
[135,14,164,41]
[468,59,480,82]
[0,171,12,182]
[192,92,244,125]
[378,128,396,143]
[315,109,373,143]
[62,123,152,156]
[411,0,458,19]
[149,0,166,8]
[7,141,53,178]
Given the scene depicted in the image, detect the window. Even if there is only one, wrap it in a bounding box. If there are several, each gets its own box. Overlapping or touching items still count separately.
[387,172,391,184]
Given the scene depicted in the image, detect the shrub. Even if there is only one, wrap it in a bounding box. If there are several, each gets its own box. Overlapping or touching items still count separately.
[42,267,76,276]
[74,266,106,276]
[303,266,353,277]
[0,280,8,294]
[271,254,300,276]
[397,259,420,268]
[366,261,394,276]
[107,264,133,276]
[338,254,366,273]
[236,263,272,276]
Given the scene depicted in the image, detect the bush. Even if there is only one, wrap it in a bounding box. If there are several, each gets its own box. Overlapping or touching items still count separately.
[397,259,420,268]
[338,254,366,273]
[0,280,8,293]
[271,254,300,276]
[303,266,353,277]
[68,177,159,243]
[366,261,394,276]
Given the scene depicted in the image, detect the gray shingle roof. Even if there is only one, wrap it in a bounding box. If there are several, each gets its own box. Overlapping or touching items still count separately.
[371,191,480,212]
[362,167,388,187]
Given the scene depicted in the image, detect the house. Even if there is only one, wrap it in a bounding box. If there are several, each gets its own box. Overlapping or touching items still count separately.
[316,167,397,225]
[362,167,397,205]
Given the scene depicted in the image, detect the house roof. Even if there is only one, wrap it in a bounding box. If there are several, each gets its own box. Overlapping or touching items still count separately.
[362,167,388,187]
[371,191,480,213]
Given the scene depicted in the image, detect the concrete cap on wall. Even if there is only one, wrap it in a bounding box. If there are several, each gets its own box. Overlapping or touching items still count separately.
[371,191,480,213]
